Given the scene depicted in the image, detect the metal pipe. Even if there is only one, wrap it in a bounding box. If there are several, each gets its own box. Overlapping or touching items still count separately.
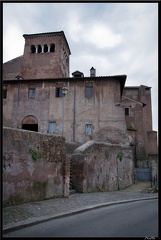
[62,95,65,137]
[73,83,76,142]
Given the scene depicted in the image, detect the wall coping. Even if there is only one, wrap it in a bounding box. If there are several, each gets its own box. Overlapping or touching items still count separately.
[74,140,131,154]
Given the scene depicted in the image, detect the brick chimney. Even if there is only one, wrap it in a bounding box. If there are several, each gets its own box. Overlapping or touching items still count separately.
[90,67,96,77]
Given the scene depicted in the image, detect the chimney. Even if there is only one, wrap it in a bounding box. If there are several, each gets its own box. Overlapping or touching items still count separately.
[90,67,96,77]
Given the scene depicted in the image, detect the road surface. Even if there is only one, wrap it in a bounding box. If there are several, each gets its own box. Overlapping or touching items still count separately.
[3,199,158,237]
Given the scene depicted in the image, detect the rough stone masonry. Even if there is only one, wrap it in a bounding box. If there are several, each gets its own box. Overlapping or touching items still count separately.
[3,127,70,205]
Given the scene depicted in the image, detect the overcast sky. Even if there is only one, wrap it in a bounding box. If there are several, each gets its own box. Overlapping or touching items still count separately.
[3,2,158,133]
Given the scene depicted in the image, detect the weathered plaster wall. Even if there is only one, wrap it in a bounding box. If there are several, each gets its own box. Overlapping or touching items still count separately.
[149,156,158,183]
[3,78,128,144]
[71,141,134,193]
[3,127,70,205]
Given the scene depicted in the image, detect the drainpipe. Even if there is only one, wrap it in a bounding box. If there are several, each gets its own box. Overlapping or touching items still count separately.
[17,82,20,107]
[73,83,76,142]
[117,159,120,190]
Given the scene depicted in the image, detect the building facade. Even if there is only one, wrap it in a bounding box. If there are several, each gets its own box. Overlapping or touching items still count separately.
[122,86,158,168]
[3,74,129,144]
[3,31,158,170]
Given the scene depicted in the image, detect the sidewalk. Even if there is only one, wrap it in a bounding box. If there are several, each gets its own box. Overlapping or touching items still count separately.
[3,181,158,234]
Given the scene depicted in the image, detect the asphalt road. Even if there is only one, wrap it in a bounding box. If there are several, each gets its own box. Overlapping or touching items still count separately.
[3,199,158,238]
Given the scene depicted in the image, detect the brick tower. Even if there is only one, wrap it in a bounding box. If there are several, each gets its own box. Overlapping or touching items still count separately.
[21,31,71,79]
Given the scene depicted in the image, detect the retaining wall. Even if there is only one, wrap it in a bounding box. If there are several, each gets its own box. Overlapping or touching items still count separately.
[3,127,70,205]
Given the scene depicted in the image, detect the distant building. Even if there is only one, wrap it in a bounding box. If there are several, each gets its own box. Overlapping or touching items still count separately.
[122,86,157,168]
[3,31,158,170]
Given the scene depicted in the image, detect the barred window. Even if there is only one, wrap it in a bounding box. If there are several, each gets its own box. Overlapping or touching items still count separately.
[28,84,36,99]
[85,124,92,136]
[85,86,93,98]
[48,122,56,134]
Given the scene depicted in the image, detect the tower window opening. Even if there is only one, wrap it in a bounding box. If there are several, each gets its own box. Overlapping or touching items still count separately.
[50,43,55,52]
[44,44,48,53]
[31,45,36,53]
[38,45,42,53]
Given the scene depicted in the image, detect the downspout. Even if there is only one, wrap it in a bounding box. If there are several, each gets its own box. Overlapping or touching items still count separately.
[73,82,76,142]
[17,82,20,107]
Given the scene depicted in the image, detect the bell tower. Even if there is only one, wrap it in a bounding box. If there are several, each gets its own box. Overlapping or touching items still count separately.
[21,31,71,79]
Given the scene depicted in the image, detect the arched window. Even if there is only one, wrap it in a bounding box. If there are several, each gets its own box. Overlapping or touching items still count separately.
[31,45,36,53]
[44,44,48,53]
[38,45,42,53]
[50,43,55,52]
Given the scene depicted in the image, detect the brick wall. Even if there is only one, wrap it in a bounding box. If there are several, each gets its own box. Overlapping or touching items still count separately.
[3,127,70,205]
[71,141,134,193]
[3,56,23,80]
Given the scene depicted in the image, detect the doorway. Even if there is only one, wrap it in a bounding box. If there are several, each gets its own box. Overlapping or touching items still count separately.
[22,115,38,132]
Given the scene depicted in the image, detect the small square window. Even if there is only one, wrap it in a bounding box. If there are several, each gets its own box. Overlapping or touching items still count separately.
[28,85,36,99]
[125,108,130,116]
[56,87,63,97]
[85,87,93,98]
[48,122,56,134]
[85,124,92,136]
[29,88,35,98]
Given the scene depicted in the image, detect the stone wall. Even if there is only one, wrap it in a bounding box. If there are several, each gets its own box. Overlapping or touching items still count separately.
[71,141,134,193]
[3,127,70,205]
[149,155,158,183]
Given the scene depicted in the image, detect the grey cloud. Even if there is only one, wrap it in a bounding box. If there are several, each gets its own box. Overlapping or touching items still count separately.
[3,2,158,132]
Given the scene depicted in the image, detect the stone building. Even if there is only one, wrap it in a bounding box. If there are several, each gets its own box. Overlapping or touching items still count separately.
[122,86,158,169]
[3,31,71,80]
[3,31,158,173]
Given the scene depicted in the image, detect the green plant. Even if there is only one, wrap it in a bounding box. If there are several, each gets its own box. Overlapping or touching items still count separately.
[29,149,43,161]
[116,152,124,161]
[54,158,59,164]
[127,125,136,131]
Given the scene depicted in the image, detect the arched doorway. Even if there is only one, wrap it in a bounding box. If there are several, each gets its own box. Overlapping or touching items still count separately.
[22,115,38,132]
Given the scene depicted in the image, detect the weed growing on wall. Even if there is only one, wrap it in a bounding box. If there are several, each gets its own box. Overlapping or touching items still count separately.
[29,149,43,161]
[116,152,124,162]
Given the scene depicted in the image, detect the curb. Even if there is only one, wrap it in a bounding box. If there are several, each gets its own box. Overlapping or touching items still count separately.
[3,196,158,235]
